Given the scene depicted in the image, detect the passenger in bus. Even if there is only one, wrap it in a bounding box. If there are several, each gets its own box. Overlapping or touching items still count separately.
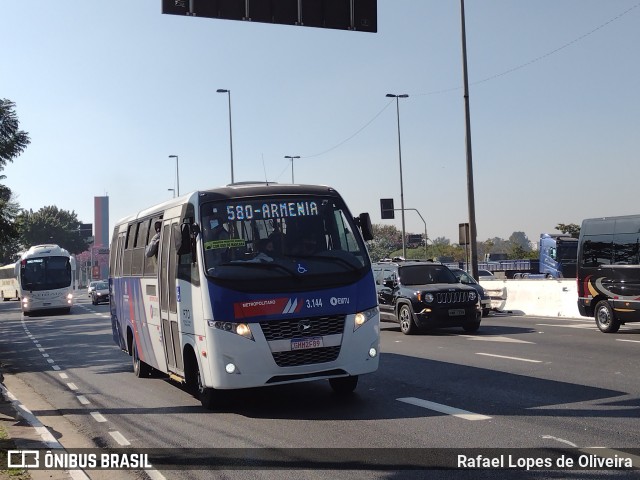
[251,238,275,263]
[145,221,162,258]
[204,216,231,266]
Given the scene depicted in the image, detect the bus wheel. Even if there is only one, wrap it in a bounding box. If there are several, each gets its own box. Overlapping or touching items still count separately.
[398,304,417,335]
[195,364,217,410]
[329,375,358,395]
[132,341,151,377]
[595,300,620,333]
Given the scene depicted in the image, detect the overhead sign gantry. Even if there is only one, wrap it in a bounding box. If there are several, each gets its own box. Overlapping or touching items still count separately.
[162,0,377,33]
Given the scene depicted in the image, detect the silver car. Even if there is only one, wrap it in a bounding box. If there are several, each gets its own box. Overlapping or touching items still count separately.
[449,268,491,317]
[91,281,110,305]
[87,281,99,297]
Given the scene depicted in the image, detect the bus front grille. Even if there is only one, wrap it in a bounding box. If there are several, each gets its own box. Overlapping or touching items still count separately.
[259,315,346,340]
[271,346,341,367]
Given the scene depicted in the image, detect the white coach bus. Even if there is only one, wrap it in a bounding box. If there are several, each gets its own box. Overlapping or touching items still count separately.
[109,182,380,409]
[0,262,20,301]
[18,244,75,315]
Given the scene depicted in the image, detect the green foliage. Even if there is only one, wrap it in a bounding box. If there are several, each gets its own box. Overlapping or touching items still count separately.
[0,99,31,173]
[0,99,30,264]
[555,223,580,238]
[0,186,20,264]
[16,206,90,255]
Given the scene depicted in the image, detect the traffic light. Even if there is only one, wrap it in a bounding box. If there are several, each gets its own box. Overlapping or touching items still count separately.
[380,198,394,219]
[79,224,93,238]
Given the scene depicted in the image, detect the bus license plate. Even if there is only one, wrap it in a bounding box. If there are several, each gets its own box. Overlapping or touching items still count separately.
[291,337,323,351]
[448,309,465,316]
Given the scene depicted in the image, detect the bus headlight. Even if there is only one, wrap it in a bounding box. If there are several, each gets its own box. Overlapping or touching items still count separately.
[354,306,378,331]
[67,293,73,300]
[208,320,254,341]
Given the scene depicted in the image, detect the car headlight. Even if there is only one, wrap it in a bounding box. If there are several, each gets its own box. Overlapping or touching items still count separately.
[417,292,434,303]
[354,306,378,331]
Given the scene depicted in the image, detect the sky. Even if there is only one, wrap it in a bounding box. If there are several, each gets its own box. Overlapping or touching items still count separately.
[2,0,639,247]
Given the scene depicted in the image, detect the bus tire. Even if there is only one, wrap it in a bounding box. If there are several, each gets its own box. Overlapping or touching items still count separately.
[595,300,620,333]
[195,363,218,410]
[329,375,358,395]
[132,341,152,378]
[398,304,417,335]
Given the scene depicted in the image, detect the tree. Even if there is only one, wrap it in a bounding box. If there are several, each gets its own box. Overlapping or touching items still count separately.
[368,224,403,261]
[16,206,90,254]
[0,99,30,263]
[555,223,580,238]
[0,186,21,264]
[0,99,31,173]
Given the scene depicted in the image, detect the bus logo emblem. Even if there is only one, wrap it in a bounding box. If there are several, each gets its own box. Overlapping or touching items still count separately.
[298,320,312,333]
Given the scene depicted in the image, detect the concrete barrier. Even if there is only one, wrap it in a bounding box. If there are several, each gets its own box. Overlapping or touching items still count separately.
[479,279,590,319]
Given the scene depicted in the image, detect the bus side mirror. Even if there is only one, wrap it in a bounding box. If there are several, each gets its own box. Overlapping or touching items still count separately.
[177,223,195,256]
[177,223,201,264]
[356,213,374,241]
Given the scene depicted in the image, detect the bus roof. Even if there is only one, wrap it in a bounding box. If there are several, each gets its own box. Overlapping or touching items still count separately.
[113,183,342,226]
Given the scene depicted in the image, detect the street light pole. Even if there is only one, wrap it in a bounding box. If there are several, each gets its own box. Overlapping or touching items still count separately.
[386,93,409,259]
[168,155,179,196]
[284,155,300,183]
[459,0,479,279]
[216,89,234,184]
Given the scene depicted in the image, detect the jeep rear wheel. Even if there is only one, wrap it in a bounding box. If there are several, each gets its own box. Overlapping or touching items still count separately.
[398,304,417,335]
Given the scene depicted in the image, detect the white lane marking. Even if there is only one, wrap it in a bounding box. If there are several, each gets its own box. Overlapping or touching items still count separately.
[67,383,78,391]
[397,397,491,421]
[536,323,596,329]
[46,358,55,364]
[42,353,49,358]
[38,348,45,352]
[460,335,534,344]
[35,343,42,347]
[52,365,61,371]
[90,411,107,423]
[59,372,69,379]
[476,353,542,363]
[77,395,90,405]
[542,435,578,447]
[145,468,167,480]
[616,339,640,344]
[109,431,131,446]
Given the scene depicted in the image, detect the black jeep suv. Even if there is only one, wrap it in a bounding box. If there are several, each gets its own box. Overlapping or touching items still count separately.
[372,260,482,334]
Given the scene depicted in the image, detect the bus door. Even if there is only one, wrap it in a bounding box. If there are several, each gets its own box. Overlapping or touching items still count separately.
[159,220,184,375]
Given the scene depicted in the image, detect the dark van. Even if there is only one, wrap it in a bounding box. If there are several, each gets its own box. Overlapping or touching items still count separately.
[577,214,640,333]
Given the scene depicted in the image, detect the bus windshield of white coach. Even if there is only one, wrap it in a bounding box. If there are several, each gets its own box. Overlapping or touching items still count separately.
[21,256,72,291]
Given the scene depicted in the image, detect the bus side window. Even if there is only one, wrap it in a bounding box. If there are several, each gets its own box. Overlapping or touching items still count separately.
[122,223,135,276]
[144,217,162,276]
[131,220,148,276]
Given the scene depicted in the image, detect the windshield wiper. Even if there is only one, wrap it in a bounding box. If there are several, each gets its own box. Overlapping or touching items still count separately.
[209,261,298,277]
[302,252,362,272]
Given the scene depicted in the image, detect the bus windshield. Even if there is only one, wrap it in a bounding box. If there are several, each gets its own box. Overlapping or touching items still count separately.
[20,256,72,291]
[200,195,370,283]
